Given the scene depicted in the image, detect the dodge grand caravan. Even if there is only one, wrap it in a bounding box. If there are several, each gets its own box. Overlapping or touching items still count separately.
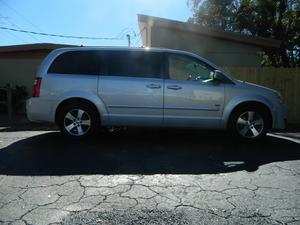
[26,47,286,139]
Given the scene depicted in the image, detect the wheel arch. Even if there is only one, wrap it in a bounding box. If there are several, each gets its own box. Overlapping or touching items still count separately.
[223,99,274,129]
[52,92,108,124]
[55,98,99,123]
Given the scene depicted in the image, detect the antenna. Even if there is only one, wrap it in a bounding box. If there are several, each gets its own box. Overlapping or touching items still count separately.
[126,34,131,47]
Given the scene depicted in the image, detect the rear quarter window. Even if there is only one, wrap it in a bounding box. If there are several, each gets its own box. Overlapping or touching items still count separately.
[48,50,102,75]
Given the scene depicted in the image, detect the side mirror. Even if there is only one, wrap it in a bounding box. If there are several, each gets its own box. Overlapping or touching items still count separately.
[213,70,224,82]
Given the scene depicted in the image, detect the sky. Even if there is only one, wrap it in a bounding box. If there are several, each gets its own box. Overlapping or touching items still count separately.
[0,0,193,47]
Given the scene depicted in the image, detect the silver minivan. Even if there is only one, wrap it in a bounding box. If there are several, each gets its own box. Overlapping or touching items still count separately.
[26,47,286,139]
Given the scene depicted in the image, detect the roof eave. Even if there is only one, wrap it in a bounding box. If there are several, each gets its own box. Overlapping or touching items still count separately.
[0,43,78,53]
[138,14,281,49]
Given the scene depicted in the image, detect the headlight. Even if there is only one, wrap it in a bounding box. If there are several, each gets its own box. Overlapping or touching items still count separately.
[274,92,283,104]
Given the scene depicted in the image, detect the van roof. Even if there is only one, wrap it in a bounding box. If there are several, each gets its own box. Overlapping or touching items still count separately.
[54,46,194,55]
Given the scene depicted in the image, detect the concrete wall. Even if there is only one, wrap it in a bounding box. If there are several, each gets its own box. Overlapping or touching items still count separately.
[0,58,43,95]
[151,26,262,67]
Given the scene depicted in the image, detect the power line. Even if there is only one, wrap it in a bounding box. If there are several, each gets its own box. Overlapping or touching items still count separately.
[0,0,143,44]
[133,27,147,46]
[0,0,57,42]
[0,29,28,43]
[0,26,126,40]
[116,27,137,39]
[0,14,41,42]
[0,0,42,32]
[134,37,142,47]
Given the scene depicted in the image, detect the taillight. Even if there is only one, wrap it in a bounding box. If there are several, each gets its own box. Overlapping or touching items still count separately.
[33,77,42,97]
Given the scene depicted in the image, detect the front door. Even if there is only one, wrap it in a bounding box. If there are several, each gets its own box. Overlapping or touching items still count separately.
[163,53,224,128]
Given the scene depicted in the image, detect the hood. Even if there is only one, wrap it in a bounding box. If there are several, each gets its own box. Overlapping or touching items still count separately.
[236,80,277,94]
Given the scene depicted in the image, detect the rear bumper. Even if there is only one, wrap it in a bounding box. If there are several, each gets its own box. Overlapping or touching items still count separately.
[26,98,54,123]
[272,102,287,130]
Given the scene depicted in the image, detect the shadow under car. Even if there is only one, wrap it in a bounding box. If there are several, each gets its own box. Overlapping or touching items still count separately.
[0,128,299,176]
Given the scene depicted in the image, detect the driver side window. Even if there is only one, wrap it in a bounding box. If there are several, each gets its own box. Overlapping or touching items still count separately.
[168,54,214,82]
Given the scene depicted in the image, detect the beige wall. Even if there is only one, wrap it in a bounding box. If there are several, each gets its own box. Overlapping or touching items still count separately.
[0,58,43,95]
[150,26,262,67]
[223,67,300,124]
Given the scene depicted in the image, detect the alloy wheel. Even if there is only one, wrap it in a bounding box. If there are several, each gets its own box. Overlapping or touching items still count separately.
[63,109,91,136]
[236,111,264,138]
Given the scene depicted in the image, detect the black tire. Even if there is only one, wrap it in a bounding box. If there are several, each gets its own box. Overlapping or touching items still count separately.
[228,106,270,140]
[57,102,100,138]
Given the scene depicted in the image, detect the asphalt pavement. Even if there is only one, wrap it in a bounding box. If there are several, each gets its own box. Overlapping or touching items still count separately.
[0,128,299,225]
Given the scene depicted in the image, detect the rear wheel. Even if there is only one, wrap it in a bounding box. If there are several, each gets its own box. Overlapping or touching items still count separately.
[229,106,270,140]
[57,103,99,138]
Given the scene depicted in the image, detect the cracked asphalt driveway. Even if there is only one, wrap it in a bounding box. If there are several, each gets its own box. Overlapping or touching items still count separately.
[0,129,299,225]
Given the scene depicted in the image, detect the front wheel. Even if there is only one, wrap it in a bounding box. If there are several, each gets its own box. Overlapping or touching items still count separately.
[229,107,270,140]
[57,103,99,138]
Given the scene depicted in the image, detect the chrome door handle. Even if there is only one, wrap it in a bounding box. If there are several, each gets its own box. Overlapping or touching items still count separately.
[146,84,161,89]
[167,85,182,90]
